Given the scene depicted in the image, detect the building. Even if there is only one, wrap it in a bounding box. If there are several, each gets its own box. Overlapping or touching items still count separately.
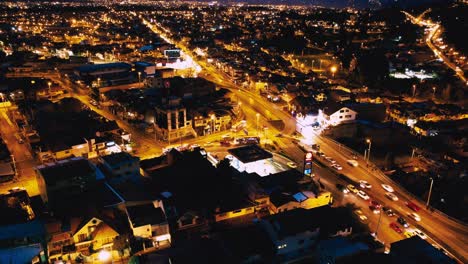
[0,162,15,183]
[268,191,333,214]
[192,111,232,135]
[390,236,456,264]
[314,237,370,264]
[99,152,140,184]
[134,61,156,77]
[258,207,353,261]
[154,106,197,142]
[0,189,45,263]
[46,216,121,263]
[227,145,275,177]
[35,157,104,205]
[75,62,132,79]
[320,105,357,127]
[125,203,171,248]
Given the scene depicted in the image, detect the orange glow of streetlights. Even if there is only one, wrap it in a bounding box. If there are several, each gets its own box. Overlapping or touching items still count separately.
[330,66,337,78]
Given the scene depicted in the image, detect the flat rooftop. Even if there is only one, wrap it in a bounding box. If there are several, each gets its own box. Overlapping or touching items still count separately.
[228,145,273,164]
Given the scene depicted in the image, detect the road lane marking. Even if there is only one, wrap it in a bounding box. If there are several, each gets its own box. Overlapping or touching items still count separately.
[1,111,13,126]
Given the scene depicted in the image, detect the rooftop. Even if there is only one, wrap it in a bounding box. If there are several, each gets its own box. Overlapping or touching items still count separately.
[76,62,132,73]
[101,152,139,167]
[36,157,96,186]
[228,145,273,164]
[126,204,166,227]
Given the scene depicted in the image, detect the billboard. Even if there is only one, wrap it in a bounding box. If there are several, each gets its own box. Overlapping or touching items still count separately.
[164,49,181,58]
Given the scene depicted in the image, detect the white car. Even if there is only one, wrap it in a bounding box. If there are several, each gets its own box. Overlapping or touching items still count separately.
[385,192,399,201]
[287,162,297,168]
[359,180,372,189]
[331,163,343,170]
[381,184,394,192]
[413,229,427,240]
[357,190,370,200]
[408,212,421,222]
[324,156,336,163]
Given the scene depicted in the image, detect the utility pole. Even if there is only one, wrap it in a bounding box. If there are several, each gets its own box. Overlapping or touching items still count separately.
[11,155,18,178]
[374,209,383,238]
[426,177,434,208]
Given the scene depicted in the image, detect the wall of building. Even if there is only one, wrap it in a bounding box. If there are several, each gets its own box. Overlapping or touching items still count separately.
[214,206,255,222]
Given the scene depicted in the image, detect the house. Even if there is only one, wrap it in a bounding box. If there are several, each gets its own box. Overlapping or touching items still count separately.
[154,106,197,142]
[126,203,171,248]
[0,189,45,263]
[268,191,333,214]
[99,152,140,184]
[35,157,104,205]
[258,207,353,260]
[214,197,257,222]
[320,105,357,127]
[314,237,370,264]
[46,216,121,263]
[390,236,456,264]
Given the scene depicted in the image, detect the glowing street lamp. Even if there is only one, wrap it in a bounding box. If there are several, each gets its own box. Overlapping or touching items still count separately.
[366,139,372,164]
[256,113,260,136]
[98,250,111,262]
[138,72,142,84]
[210,114,216,134]
[47,81,52,97]
[330,66,337,78]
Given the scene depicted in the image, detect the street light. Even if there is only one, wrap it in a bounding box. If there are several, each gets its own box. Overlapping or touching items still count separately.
[97,78,101,87]
[412,84,417,98]
[373,208,383,239]
[432,86,436,98]
[256,113,260,136]
[47,81,52,97]
[330,66,337,78]
[366,139,372,164]
[210,114,215,134]
[426,177,434,208]
[138,72,142,84]
[97,250,111,263]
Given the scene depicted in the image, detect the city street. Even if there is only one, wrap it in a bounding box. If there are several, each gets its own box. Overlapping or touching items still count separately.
[0,108,39,196]
[142,18,467,262]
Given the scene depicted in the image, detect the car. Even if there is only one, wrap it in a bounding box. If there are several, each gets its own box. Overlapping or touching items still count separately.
[220,141,231,146]
[381,184,394,192]
[203,141,213,147]
[404,231,415,238]
[390,222,402,233]
[347,184,359,194]
[287,162,297,168]
[413,229,427,240]
[382,207,395,217]
[397,216,409,228]
[331,163,343,170]
[357,190,370,200]
[369,200,382,209]
[354,209,368,222]
[336,184,349,194]
[90,99,99,106]
[385,192,399,201]
[359,180,372,189]
[405,201,421,212]
[408,212,421,222]
[324,156,336,163]
[347,159,359,167]
[369,205,380,214]
[317,152,326,157]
